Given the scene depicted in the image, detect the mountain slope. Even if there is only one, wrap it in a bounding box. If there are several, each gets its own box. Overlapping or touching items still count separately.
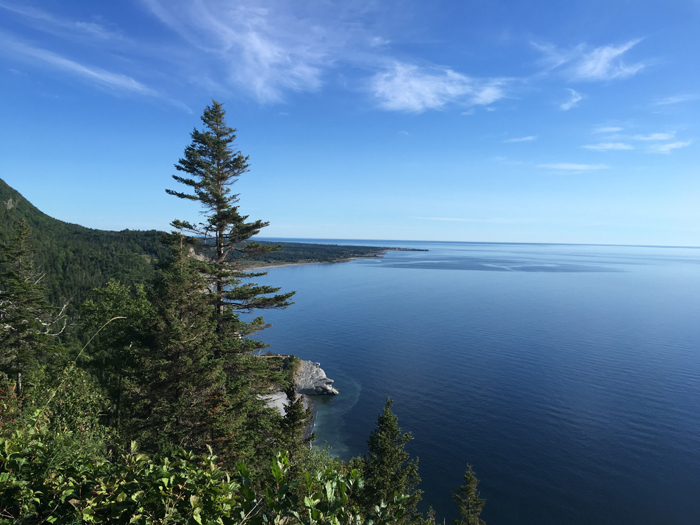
[0,179,389,310]
[0,178,169,308]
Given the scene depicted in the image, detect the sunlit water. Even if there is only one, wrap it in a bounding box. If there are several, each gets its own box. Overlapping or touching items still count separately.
[250,240,700,524]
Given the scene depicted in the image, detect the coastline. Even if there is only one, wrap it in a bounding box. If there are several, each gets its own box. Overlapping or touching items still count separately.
[244,252,388,272]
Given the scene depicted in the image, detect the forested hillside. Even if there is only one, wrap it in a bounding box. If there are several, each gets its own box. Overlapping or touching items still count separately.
[0,178,169,308]
[0,179,387,310]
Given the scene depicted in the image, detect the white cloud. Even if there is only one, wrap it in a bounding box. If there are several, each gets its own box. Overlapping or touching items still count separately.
[535,39,645,82]
[633,132,676,141]
[1,35,158,95]
[504,136,537,143]
[538,163,609,171]
[141,0,333,103]
[0,1,123,41]
[653,94,698,105]
[593,126,623,134]
[370,61,506,112]
[583,143,633,151]
[560,88,582,110]
[573,40,645,80]
[414,217,516,223]
[649,141,691,154]
[369,36,389,47]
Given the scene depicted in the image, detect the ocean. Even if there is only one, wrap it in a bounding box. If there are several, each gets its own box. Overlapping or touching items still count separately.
[250,240,700,524]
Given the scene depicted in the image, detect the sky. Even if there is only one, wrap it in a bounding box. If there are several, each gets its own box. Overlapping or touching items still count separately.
[1,0,699,245]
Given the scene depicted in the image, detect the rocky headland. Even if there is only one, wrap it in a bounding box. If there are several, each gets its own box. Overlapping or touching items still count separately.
[294,360,339,395]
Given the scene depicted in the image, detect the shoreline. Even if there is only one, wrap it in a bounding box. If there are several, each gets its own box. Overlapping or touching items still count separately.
[245,252,388,272]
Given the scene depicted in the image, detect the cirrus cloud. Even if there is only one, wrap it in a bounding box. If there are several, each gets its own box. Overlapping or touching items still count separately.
[583,143,633,151]
[369,61,507,112]
[538,163,609,171]
[649,141,691,154]
[535,39,646,82]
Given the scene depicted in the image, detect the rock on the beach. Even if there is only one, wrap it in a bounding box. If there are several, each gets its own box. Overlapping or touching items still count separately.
[295,360,339,395]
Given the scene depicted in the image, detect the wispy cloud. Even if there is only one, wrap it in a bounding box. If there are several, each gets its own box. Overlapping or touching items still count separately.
[1,35,158,96]
[560,88,582,110]
[633,132,675,141]
[593,126,623,134]
[649,141,691,154]
[370,61,507,112]
[0,1,123,41]
[538,163,609,171]
[414,217,516,223]
[140,0,334,103]
[573,40,645,80]
[653,94,698,106]
[583,143,633,151]
[504,136,537,143]
[535,39,645,82]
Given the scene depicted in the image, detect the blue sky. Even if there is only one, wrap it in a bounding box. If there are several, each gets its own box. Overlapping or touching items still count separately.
[1,0,699,245]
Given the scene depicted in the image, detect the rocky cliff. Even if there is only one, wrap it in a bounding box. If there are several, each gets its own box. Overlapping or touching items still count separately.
[294,361,339,395]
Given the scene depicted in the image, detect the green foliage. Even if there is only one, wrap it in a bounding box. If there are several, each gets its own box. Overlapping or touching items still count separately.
[0,177,387,313]
[166,100,294,340]
[0,178,171,311]
[357,399,423,524]
[234,242,387,267]
[0,219,64,396]
[452,466,486,525]
[0,410,411,525]
[161,102,305,468]
[80,280,151,433]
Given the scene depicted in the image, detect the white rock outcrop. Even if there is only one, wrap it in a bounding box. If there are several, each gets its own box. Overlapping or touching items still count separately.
[295,361,339,395]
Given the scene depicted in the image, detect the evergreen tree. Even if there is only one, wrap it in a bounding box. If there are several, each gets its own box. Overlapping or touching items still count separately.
[80,280,151,433]
[358,399,423,523]
[280,384,314,463]
[452,465,486,525]
[162,101,299,467]
[129,238,224,453]
[0,219,63,395]
[166,100,294,345]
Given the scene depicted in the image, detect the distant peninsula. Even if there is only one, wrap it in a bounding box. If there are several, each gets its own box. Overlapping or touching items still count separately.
[242,242,428,269]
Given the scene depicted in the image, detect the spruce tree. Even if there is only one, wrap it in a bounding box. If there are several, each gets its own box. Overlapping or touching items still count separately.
[166,100,294,346]
[280,384,314,463]
[452,465,486,525]
[358,399,423,523]
[0,219,63,395]
[163,102,296,466]
[131,237,224,453]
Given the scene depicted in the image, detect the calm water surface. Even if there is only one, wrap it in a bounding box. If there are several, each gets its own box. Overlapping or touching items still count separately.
[251,240,700,524]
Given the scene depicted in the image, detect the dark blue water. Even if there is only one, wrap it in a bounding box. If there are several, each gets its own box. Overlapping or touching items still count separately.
[250,241,700,524]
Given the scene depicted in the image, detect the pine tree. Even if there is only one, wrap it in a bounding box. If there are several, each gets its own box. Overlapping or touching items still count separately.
[280,384,314,463]
[452,465,486,525]
[358,399,423,523]
[166,100,294,347]
[162,102,295,465]
[0,219,63,395]
[80,280,151,433]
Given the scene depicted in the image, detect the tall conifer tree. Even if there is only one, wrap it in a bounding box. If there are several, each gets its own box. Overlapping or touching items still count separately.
[163,101,296,466]
[166,100,294,347]
[359,399,423,523]
[452,465,486,525]
[0,219,62,395]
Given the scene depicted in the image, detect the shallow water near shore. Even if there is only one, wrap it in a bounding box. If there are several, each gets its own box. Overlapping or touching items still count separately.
[250,240,700,524]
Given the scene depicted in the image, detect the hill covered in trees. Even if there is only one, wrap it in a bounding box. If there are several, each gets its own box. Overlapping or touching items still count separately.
[0,178,388,310]
[0,178,170,309]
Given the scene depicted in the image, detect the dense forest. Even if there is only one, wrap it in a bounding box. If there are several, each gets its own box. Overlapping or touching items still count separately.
[0,102,484,525]
[0,178,388,313]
